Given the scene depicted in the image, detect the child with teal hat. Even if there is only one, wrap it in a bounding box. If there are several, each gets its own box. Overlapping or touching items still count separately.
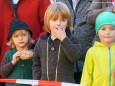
[80,12,115,86]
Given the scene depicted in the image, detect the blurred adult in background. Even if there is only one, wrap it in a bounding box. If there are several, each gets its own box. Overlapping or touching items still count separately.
[56,0,95,83]
[86,0,115,25]
[86,0,115,42]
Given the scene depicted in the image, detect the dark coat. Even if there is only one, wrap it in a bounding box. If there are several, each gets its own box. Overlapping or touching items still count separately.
[32,29,82,83]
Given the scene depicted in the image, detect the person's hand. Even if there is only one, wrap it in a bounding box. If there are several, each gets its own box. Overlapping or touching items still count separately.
[12,51,21,65]
[19,50,33,60]
[52,28,66,41]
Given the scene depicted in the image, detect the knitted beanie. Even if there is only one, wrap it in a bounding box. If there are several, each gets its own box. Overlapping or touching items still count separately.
[8,19,32,40]
[95,12,115,35]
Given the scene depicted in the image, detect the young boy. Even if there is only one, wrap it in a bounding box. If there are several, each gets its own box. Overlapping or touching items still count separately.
[80,12,115,86]
[32,2,82,83]
[0,19,33,86]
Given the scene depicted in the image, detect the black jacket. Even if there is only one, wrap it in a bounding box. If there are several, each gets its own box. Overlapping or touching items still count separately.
[32,29,83,83]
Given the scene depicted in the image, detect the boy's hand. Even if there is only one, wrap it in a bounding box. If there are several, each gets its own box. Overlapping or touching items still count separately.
[20,50,33,60]
[53,28,66,41]
[12,51,21,65]
[11,50,33,64]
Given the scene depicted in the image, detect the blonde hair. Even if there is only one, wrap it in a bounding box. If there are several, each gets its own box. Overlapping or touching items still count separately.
[44,2,72,33]
[7,30,32,48]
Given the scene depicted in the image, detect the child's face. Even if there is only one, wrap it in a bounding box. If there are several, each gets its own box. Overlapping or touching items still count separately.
[98,25,115,46]
[11,30,30,49]
[49,15,68,32]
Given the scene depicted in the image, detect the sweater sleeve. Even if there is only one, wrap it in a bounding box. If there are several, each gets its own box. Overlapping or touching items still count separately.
[32,40,41,80]
[86,0,114,25]
[80,49,94,86]
[61,35,83,63]
[0,57,14,78]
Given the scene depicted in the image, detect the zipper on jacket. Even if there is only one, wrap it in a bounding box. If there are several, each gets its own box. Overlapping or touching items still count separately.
[108,48,112,86]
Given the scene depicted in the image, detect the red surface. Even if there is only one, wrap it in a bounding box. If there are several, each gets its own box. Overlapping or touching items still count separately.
[39,80,62,86]
[0,79,16,83]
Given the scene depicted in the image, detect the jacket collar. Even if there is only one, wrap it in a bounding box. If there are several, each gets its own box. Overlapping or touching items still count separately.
[94,41,115,48]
